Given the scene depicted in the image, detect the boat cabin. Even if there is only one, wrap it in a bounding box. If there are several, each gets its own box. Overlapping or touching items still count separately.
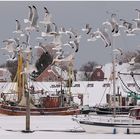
[129,107,140,120]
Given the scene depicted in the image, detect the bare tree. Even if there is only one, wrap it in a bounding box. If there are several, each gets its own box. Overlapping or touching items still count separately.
[79,61,98,72]
[117,51,137,64]
[79,61,98,81]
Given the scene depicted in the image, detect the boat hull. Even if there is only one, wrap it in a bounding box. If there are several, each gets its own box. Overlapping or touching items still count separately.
[79,121,140,134]
[0,104,80,115]
[73,114,140,134]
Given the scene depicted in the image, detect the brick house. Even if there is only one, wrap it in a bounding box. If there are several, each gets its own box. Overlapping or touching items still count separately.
[35,65,63,82]
[90,68,104,81]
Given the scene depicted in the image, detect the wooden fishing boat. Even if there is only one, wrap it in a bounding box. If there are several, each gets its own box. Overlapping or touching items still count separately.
[0,54,80,115]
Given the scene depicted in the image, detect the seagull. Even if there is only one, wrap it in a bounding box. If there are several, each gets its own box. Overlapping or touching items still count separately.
[113,48,123,55]
[52,34,62,47]
[97,27,111,48]
[103,13,119,34]
[24,6,33,23]
[63,38,80,53]
[41,24,53,37]
[132,9,140,31]
[59,27,66,34]
[3,53,17,62]
[52,52,75,64]
[39,6,52,25]
[50,22,59,36]
[31,5,39,27]
[87,31,100,42]
[26,5,39,31]
[120,19,133,31]
[119,19,135,36]
[2,38,20,52]
[82,24,92,34]
[66,28,78,39]
[21,32,31,46]
[129,57,136,65]
[13,19,23,34]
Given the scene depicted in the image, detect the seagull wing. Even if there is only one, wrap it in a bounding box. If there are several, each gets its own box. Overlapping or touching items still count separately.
[28,6,33,22]
[31,5,39,27]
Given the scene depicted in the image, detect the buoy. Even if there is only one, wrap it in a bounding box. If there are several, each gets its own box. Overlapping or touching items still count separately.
[113,128,116,134]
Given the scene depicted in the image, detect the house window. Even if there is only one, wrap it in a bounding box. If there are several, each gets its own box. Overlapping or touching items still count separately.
[103,83,110,87]
[73,84,80,87]
[87,84,94,87]
[97,71,101,77]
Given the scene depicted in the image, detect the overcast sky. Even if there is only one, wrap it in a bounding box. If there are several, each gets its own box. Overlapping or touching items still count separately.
[0,1,140,69]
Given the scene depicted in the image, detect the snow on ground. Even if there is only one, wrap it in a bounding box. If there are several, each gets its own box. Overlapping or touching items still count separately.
[0,115,140,139]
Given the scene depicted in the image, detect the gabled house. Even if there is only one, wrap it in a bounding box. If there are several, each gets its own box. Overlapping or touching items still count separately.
[35,65,63,82]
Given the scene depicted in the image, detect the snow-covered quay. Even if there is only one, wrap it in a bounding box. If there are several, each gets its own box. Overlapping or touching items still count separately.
[0,115,140,139]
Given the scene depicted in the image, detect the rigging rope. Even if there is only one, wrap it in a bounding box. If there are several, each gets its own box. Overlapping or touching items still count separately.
[118,72,135,93]
[130,72,140,91]
[118,72,140,99]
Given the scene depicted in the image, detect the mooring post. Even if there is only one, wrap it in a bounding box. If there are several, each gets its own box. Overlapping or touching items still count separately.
[113,128,116,134]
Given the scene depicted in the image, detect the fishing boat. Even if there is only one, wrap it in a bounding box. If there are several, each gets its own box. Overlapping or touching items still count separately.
[0,50,80,116]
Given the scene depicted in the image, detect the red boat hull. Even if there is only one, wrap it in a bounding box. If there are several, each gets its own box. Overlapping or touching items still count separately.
[0,104,80,115]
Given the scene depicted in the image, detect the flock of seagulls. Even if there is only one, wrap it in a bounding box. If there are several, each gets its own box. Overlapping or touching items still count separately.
[2,5,140,76]
[1,5,82,77]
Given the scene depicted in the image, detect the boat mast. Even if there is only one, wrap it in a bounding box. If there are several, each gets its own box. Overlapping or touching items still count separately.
[17,50,23,102]
[60,62,64,107]
[112,36,116,117]
[68,60,73,102]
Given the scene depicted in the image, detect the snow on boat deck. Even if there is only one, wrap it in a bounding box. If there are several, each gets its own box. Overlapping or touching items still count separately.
[0,115,140,139]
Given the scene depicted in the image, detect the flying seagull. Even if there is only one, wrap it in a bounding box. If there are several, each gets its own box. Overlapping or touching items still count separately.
[25,5,39,31]
[39,6,52,25]
[97,27,111,48]
[82,24,92,34]
[103,13,119,35]
[24,6,33,23]
[132,9,140,31]
[13,19,23,34]
[119,19,135,36]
